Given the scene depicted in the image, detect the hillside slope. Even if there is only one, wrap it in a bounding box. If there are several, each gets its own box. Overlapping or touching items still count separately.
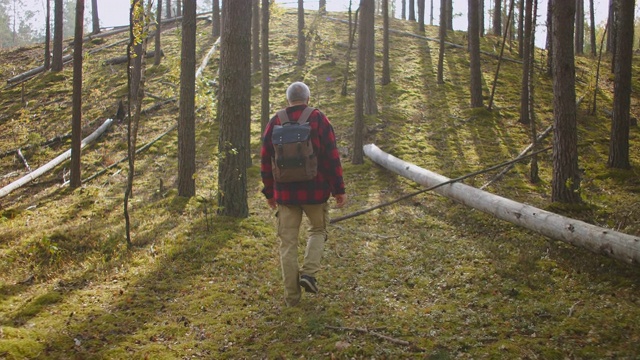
[1,7,639,359]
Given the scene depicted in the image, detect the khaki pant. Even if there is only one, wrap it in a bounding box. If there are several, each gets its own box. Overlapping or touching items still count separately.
[277,202,329,306]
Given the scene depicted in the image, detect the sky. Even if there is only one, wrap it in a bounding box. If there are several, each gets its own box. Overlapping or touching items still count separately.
[15,0,623,48]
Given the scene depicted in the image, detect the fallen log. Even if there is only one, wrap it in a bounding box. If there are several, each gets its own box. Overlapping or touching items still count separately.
[363,144,640,266]
[196,37,221,79]
[6,54,73,85]
[0,118,113,199]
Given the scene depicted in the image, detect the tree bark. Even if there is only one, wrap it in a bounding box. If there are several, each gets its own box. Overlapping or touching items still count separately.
[70,0,84,189]
[166,0,172,18]
[319,0,326,14]
[45,0,51,70]
[493,0,501,35]
[91,0,100,34]
[589,0,596,57]
[545,0,553,75]
[364,144,640,266]
[178,0,197,197]
[381,0,390,85]
[575,0,584,54]
[212,0,220,38]
[607,0,633,169]
[252,0,260,73]
[352,0,368,165]
[218,0,251,217]
[363,0,377,115]
[0,119,113,199]
[297,0,306,66]
[468,0,483,108]
[551,0,581,203]
[52,0,63,72]
[408,0,415,20]
[519,0,532,125]
[260,0,270,134]
[418,0,425,32]
[437,0,446,84]
[154,0,162,65]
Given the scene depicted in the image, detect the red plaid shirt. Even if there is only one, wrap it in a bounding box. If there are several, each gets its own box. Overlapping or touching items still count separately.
[261,105,345,205]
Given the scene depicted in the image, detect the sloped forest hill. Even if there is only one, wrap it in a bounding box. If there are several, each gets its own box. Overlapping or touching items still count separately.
[1,6,640,359]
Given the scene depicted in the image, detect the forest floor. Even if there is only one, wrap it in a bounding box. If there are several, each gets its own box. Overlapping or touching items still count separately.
[1,5,640,359]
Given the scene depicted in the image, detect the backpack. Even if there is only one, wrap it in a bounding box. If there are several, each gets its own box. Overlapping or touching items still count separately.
[271,107,318,183]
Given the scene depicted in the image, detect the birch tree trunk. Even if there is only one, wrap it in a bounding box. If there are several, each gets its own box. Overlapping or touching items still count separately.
[364,144,640,266]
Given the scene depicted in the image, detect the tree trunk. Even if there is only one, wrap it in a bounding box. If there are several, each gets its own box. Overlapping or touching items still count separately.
[418,0,425,32]
[252,0,260,73]
[606,0,615,55]
[446,0,453,30]
[401,0,406,19]
[468,0,483,108]
[528,0,539,183]
[589,0,596,56]
[320,0,326,14]
[154,0,163,66]
[91,0,100,34]
[212,0,220,38]
[0,119,113,199]
[218,0,251,217]
[545,0,553,76]
[437,0,446,84]
[608,0,633,169]
[70,0,84,189]
[381,0,391,85]
[479,0,484,36]
[45,0,51,70]
[178,0,197,197]
[341,3,358,96]
[430,0,433,25]
[517,0,524,57]
[176,0,182,17]
[408,0,415,20]
[519,0,532,125]
[297,0,306,66]
[551,0,581,204]
[166,0,172,18]
[52,0,63,72]
[352,0,368,165]
[363,0,377,115]
[575,0,584,54]
[363,144,640,266]
[260,0,270,134]
[493,0,501,35]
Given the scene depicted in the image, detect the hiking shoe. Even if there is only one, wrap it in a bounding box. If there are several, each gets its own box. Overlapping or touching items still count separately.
[300,275,318,294]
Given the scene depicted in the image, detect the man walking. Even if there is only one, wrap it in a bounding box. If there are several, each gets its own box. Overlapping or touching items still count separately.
[261,82,347,307]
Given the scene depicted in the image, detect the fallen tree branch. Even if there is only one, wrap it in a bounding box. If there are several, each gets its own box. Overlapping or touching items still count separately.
[82,124,177,184]
[481,125,553,190]
[16,149,31,172]
[331,146,552,224]
[326,325,425,352]
[362,144,640,266]
[196,37,221,79]
[0,118,113,199]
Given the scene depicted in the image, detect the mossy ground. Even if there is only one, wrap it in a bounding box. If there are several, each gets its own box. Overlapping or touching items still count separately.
[1,6,639,359]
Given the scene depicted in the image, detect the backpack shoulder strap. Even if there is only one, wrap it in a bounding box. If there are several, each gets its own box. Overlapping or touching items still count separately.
[297,107,316,124]
[276,109,290,124]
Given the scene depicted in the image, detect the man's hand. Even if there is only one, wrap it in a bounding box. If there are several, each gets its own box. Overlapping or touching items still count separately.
[267,197,277,210]
[333,193,347,208]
